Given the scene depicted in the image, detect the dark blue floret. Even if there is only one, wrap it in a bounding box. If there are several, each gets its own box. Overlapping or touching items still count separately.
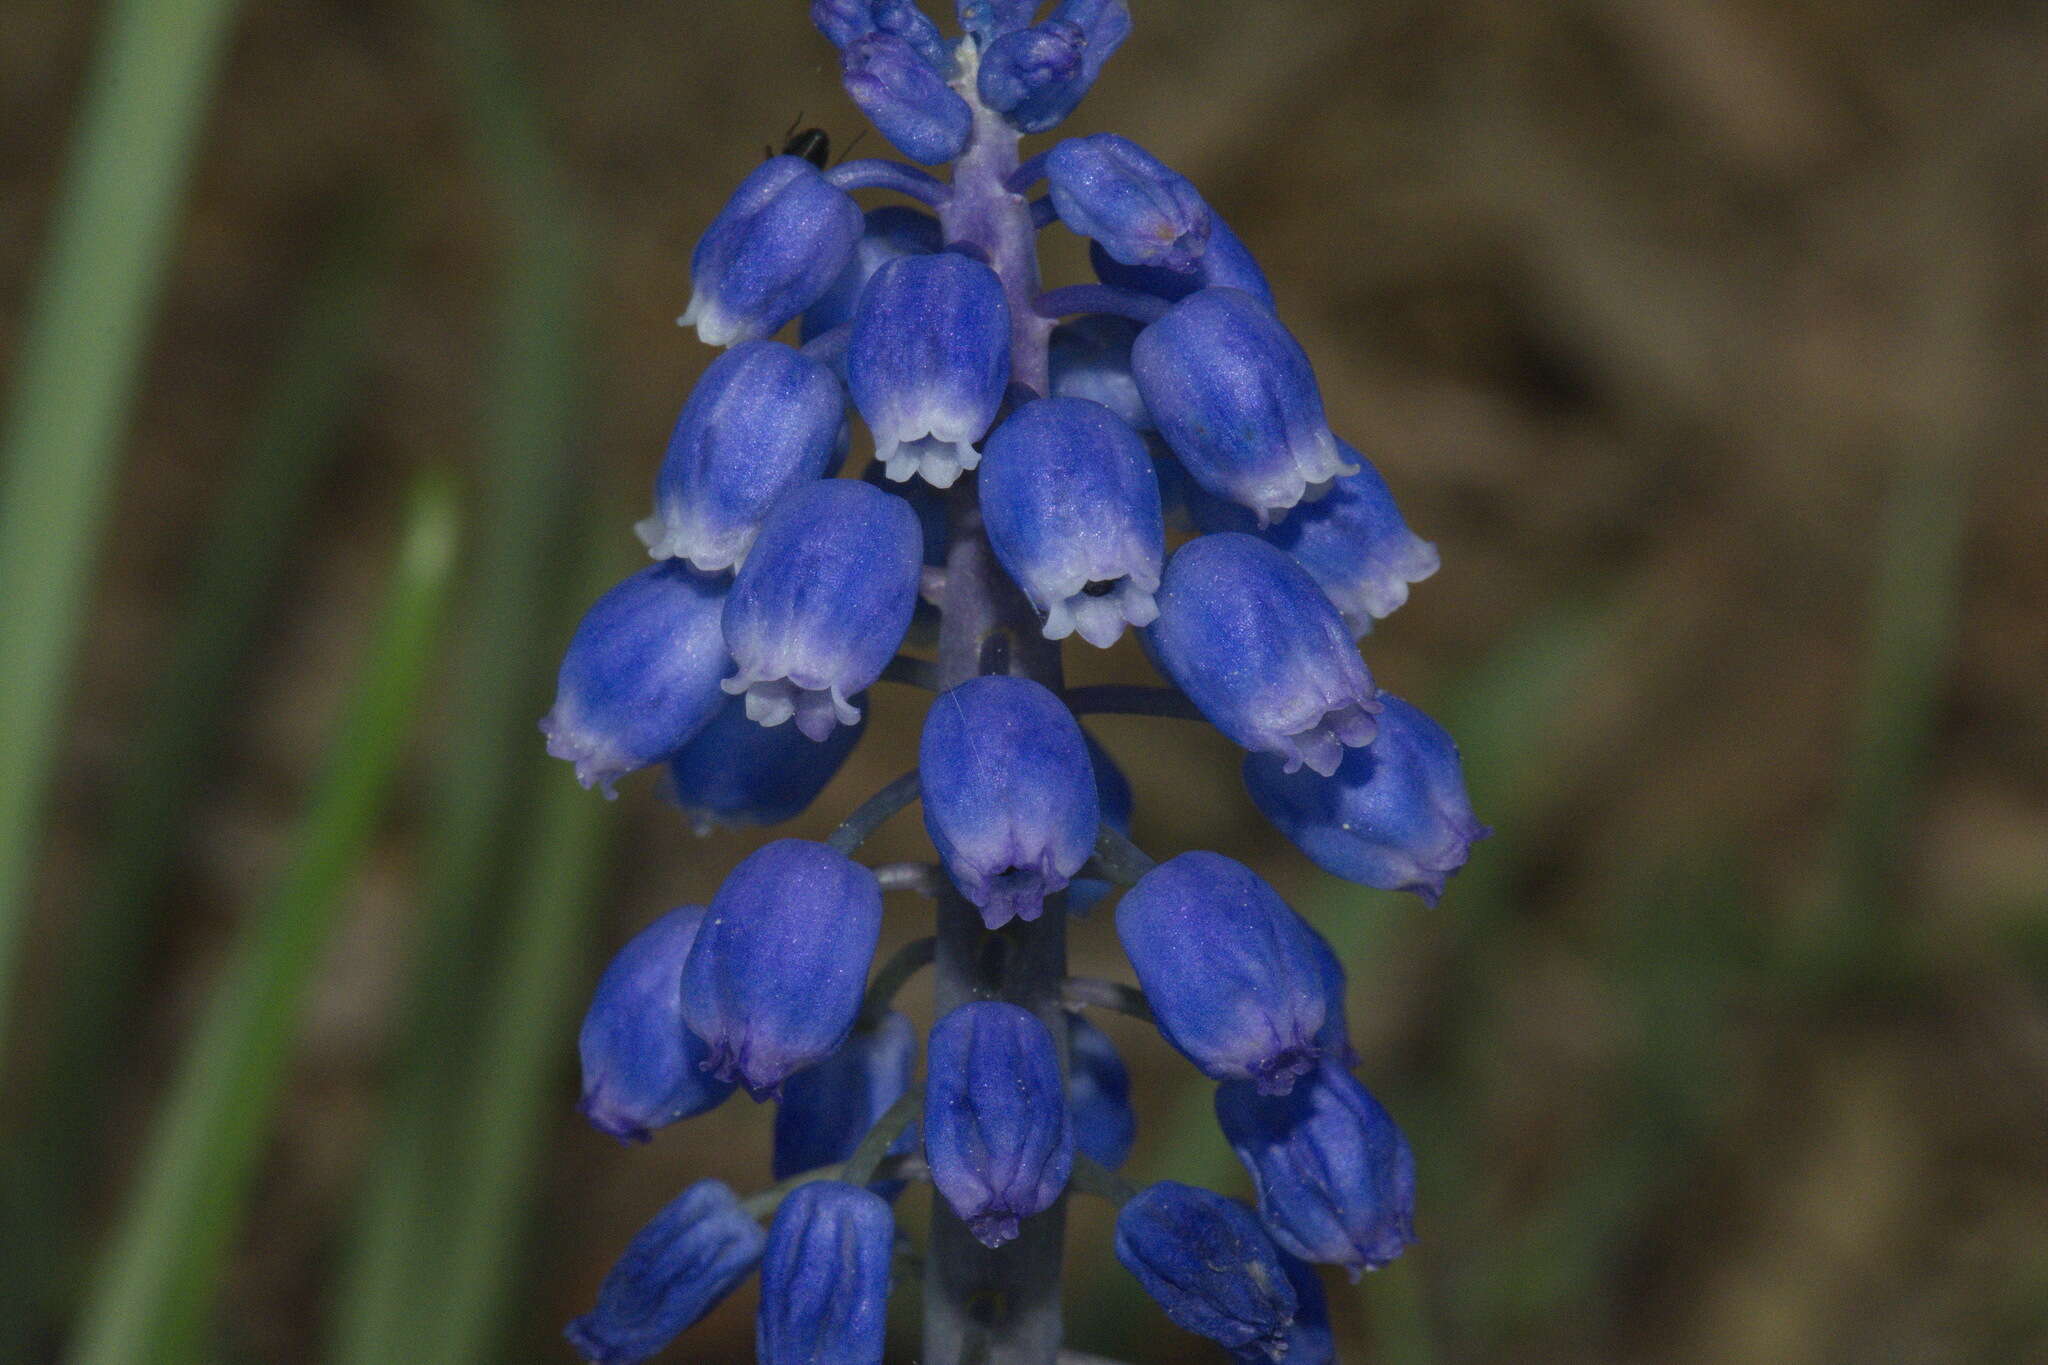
[1067,1012,1136,1170]
[1047,133,1210,272]
[679,839,883,1098]
[924,1001,1075,1247]
[756,1181,895,1365]
[773,1010,917,1185]
[578,905,735,1144]
[682,156,864,347]
[565,1180,766,1364]
[1113,1181,1299,1363]
[662,692,867,835]
[1215,1061,1418,1278]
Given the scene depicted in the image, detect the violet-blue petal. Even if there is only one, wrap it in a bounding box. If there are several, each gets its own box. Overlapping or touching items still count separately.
[721,479,922,742]
[1067,1012,1136,1170]
[578,905,736,1144]
[979,396,1164,648]
[919,675,1099,929]
[1144,532,1379,777]
[1244,692,1488,904]
[1114,851,1331,1095]
[1215,1062,1417,1278]
[662,693,867,835]
[564,1180,766,1364]
[847,251,1012,488]
[1133,288,1353,523]
[802,205,944,342]
[540,561,732,795]
[1113,1182,1298,1363]
[679,839,883,1099]
[755,1181,895,1365]
[773,1010,918,1183]
[637,340,845,571]
[1049,313,1152,431]
[681,156,864,347]
[841,33,973,165]
[923,1001,1075,1248]
[1047,133,1209,272]
[979,0,1131,134]
[1089,211,1274,309]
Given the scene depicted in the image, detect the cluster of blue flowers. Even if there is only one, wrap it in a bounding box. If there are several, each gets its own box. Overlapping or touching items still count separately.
[544,3,1486,1361]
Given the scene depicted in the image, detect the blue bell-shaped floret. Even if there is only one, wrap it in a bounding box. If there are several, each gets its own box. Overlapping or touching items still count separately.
[721,479,922,742]
[1067,1013,1136,1170]
[978,1,1132,134]
[1089,212,1273,309]
[541,561,732,795]
[578,905,735,1143]
[1145,532,1379,777]
[679,839,883,1098]
[1244,692,1488,904]
[1048,313,1151,431]
[1114,851,1332,1095]
[1065,730,1134,914]
[1133,288,1354,523]
[847,251,1012,488]
[755,1180,895,1365]
[923,1001,1075,1248]
[919,675,1099,928]
[662,693,867,835]
[979,397,1164,648]
[1113,1181,1299,1364]
[1047,133,1209,273]
[802,206,944,342]
[636,340,845,571]
[564,1180,766,1364]
[681,156,864,347]
[1215,1061,1417,1278]
[773,1010,917,1184]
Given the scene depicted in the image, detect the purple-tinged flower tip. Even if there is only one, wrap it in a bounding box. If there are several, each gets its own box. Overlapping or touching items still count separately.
[1133,288,1352,522]
[662,693,867,836]
[1068,1012,1136,1170]
[840,33,973,165]
[1244,692,1488,904]
[1216,1062,1417,1279]
[773,1010,917,1186]
[1047,133,1210,272]
[924,1001,1075,1248]
[802,205,943,342]
[755,1181,895,1365]
[1049,313,1152,431]
[847,251,1012,488]
[1113,1182,1299,1363]
[540,561,732,796]
[920,675,1099,928]
[578,905,735,1144]
[721,479,922,742]
[679,839,883,1100]
[1065,730,1134,914]
[979,397,1165,648]
[1089,210,1274,309]
[1115,852,1335,1094]
[681,156,864,348]
[564,1180,765,1364]
[978,0,1131,134]
[1144,533,1380,777]
[636,340,844,572]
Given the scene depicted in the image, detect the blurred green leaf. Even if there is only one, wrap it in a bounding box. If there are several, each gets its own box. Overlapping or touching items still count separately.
[64,472,459,1365]
[0,0,246,1057]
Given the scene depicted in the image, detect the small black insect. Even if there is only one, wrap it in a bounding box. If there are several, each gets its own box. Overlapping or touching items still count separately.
[767,112,832,168]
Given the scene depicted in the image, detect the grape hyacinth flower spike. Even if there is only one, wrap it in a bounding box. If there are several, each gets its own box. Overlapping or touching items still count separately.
[549,4,1480,1360]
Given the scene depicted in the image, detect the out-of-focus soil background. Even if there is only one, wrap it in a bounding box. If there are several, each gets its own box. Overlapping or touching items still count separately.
[4,1,2045,1362]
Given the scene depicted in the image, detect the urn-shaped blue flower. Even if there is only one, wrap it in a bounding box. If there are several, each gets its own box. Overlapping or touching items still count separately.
[1113,1181,1299,1364]
[1047,133,1210,272]
[565,1180,767,1364]
[976,0,1131,133]
[756,1181,895,1365]
[1215,1062,1418,1278]
[1244,693,1488,904]
[1088,212,1273,309]
[773,1010,917,1183]
[722,479,922,741]
[846,252,1012,488]
[979,397,1165,648]
[680,155,864,347]
[541,561,732,795]
[919,676,1099,929]
[662,693,867,835]
[1145,532,1379,777]
[1133,288,1354,522]
[1048,313,1151,431]
[679,839,883,1098]
[1115,852,1332,1094]
[1067,1013,1136,1170]
[578,905,735,1144]
[924,1001,1075,1248]
[802,205,943,342]
[635,340,845,571]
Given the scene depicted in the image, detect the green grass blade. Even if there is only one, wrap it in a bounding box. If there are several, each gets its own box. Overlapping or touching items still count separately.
[0,0,247,1042]
[0,208,394,1360]
[63,473,459,1365]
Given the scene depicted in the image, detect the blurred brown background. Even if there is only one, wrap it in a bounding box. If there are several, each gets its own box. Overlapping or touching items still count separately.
[4,1,2046,1362]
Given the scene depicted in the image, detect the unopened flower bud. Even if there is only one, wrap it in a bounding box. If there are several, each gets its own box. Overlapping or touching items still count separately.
[578,905,735,1144]
[773,1010,917,1184]
[1047,133,1209,272]
[662,694,866,835]
[565,1180,765,1364]
[1113,1181,1298,1363]
[979,0,1131,134]
[840,33,972,164]
[756,1181,895,1365]
[924,1001,1074,1248]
